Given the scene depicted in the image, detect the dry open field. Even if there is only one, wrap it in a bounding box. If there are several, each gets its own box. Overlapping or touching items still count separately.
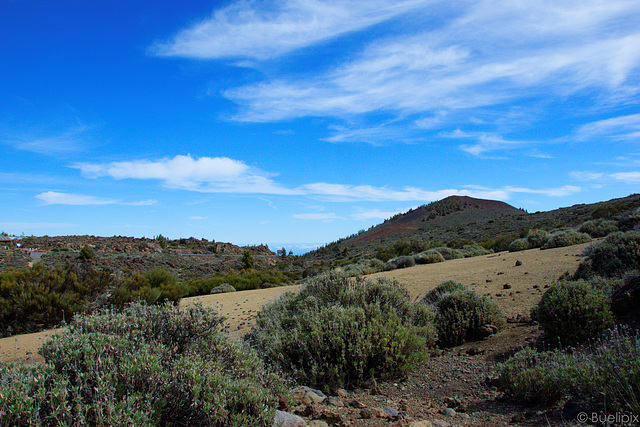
[0,242,590,364]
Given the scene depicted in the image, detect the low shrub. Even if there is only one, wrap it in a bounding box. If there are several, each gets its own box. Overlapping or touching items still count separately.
[526,229,549,248]
[0,303,287,426]
[531,280,614,346]
[385,256,416,270]
[579,219,619,238]
[574,231,640,279]
[499,326,640,414]
[420,280,467,305]
[498,347,572,404]
[431,247,464,261]
[341,258,386,276]
[422,282,506,347]
[210,283,236,294]
[541,229,591,249]
[413,250,445,265]
[508,238,530,252]
[458,244,492,258]
[246,274,437,392]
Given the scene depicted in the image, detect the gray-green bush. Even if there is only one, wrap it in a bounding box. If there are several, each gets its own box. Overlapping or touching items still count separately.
[531,280,614,346]
[542,229,591,249]
[526,229,549,248]
[0,303,286,427]
[574,231,640,279]
[579,219,619,238]
[246,274,437,392]
[508,238,530,252]
[499,326,640,414]
[422,282,506,347]
[413,250,445,265]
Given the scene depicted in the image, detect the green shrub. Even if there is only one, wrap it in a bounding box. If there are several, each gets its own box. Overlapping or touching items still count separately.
[499,326,640,414]
[210,283,236,294]
[541,229,591,249]
[508,238,530,252]
[526,229,549,248]
[579,219,619,238]
[247,274,437,392]
[498,347,572,404]
[422,282,506,347]
[385,255,416,270]
[574,231,640,279]
[431,247,464,260]
[413,250,445,265]
[341,258,386,276]
[78,245,95,260]
[420,280,467,305]
[532,280,614,346]
[458,244,492,258]
[0,303,287,426]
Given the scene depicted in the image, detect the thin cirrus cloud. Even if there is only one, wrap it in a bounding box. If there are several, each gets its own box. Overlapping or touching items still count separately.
[71,154,580,202]
[575,113,640,141]
[150,0,435,60]
[216,1,640,124]
[36,191,157,206]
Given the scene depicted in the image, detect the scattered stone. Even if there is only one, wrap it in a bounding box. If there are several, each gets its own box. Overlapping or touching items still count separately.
[408,421,434,427]
[440,408,456,417]
[336,389,350,399]
[466,346,484,356]
[293,404,320,418]
[360,408,375,419]
[349,399,367,409]
[293,386,327,405]
[272,410,306,427]
[515,260,523,266]
[475,324,498,337]
[322,397,344,407]
[431,420,450,427]
[399,398,410,411]
[307,421,329,427]
[383,406,400,419]
[443,397,461,408]
[503,283,512,289]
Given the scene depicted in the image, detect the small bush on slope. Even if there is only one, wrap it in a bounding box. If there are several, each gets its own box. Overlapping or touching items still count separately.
[421,281,506,347]
[508,238,530,252]
[246,274,437,392]
[578,218,619,238]
[0,303,286,427]
[541,229,591,249]
[574,231,640,279]
[531,279,613,347]
[499,326,640,414]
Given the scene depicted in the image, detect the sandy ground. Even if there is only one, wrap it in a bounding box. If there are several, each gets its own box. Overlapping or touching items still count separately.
[0,242,590,365]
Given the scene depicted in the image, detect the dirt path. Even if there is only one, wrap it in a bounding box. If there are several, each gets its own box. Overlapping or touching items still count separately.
[0,243,590,365]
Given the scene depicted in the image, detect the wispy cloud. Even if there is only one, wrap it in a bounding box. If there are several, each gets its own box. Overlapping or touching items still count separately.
[75,154,297,195]
[36,191,157,206]
[443,130,535,157]
[351,209,407,220]
[576,113,640,141]
[292,213,344,220]
[221,1,640,124]
[2,125,89,155]
[150,0,434,60]
[74,154,581,202]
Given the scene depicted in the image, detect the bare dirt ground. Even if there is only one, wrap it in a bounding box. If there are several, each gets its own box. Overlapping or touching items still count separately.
[0,243,593,426]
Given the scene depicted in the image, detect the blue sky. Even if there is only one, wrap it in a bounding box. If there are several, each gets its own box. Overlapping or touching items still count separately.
[1,0,639,252]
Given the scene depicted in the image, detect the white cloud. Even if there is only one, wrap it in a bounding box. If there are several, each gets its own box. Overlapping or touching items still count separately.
[570,171,605,181]
[35,191,157,206]
[150,0,435,60]
[189,216,208,220]
[75,154,298,195]
[74,155,582,202]
[610,171,640,183]
[351,209,407,220]
[292,213,344,220]
[221,1,640,123]
[576,113,640,141]
[36,191,118,206]
[2,125,89,155]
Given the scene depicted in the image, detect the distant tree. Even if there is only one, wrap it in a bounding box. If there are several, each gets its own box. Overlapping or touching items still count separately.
[156,234,168,249]
[242,250,255,270]
[79,245,95,261]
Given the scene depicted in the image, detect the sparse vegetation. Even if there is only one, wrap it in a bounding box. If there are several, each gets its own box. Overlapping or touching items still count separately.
[421,282,506,347]
[246,274,437,392]
[541,229,591,249]
[0,303,287,426]
[574,231,640,279]
[531,279,613,346]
